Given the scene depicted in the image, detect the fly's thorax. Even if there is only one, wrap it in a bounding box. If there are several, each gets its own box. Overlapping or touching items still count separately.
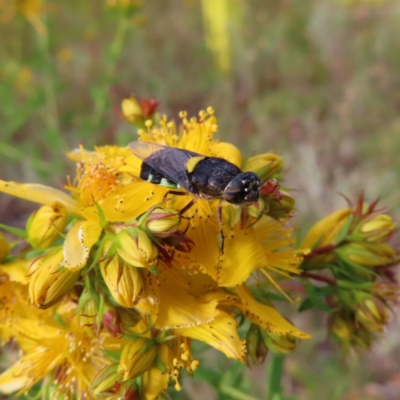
[190,157,242,199]
[223,172,261,205]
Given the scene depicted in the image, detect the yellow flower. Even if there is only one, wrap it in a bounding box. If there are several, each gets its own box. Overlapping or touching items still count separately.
[0,300,124,397]
[0,107,310,398]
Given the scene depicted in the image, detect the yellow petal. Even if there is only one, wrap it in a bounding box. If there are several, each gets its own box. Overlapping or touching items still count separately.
[61,220,102,271]
[174,310,246,362]
[142,366,170,400]
[218,218,268,286]
[210,141,242,167]
[0,259,29,284]
[154,266,218,329]
[0,181,79,214]
[81,183,167,223]
[0,360,31,394]
[134,271,160,323]
[236,285,310,339]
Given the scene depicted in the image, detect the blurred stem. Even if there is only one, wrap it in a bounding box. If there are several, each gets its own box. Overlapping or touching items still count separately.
[36,2,62,144]
[219,385,260,400]
[91,15,130,129]
[300,272,337,286]
[267,354,285,400]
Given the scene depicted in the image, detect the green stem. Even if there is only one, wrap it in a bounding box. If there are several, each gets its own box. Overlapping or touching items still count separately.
[219,384,260,400]
[91,16,130,128]
[36,2,61,138]
[267,353,285,400]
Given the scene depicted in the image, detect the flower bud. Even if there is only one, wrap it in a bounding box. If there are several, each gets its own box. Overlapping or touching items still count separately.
[330,315,352,341]
[28,247,81,308]
[116,228,158,268]
[266,191,295,219]
[355,214,397,243]
[246,324,268,365]
[336,242,397,275]
[140,207,181,237]
[373,281,399,301]
[100,255,146,308]
[121,97,143,123]
[118,338,157,381]
[27,202,67,249]
[243,153,283,181]
[78,290,99,331]
[91,364,121,396]
[259,330,297,354]
[355,292,388,331]
[302,209,353,250]
[301,209,353,268]
[0,232,10,262]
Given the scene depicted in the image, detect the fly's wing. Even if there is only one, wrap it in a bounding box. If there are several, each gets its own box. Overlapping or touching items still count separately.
[128,141,201,191]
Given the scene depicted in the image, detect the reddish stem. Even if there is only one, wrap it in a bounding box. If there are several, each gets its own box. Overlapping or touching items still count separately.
[300,272,337,286]
[304,244,337,257]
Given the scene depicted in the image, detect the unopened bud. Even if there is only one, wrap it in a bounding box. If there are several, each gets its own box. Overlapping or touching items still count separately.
[101,239,146,307]
[301,209,353,268]
[259,330,297,354]
[330,316,352,341]
[118,338,157,381]
[355,292,388,330]
[91,364,121,396]
[336,242,397,274]
[117,228,158,268]
[243,153,283,181]
[78,291,99,331]
[27,202,67,249]
[373,282,399,301]
[246,324,268,365]
[28,247,81,308]
[121,97,143,123]
[266,191,295,219]
[356,214,397,243]
[140,207,181,237]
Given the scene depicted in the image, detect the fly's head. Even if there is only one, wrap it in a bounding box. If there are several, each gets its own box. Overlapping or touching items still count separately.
[223,172,261,205]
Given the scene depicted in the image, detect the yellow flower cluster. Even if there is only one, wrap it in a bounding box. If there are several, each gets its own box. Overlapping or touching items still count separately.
[0,108,309,398]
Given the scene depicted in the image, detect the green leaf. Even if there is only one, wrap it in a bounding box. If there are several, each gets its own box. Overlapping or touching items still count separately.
[302,279,333,312]
[333,214,353,245]
[0,223,27,239]
[94,201,108,228]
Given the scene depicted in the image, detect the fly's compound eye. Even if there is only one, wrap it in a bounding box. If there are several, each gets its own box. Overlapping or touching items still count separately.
[223,172,260,205]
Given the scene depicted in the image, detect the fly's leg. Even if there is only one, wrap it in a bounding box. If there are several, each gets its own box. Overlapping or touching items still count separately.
[179,198,196,234]
[162,191,196,233]
[217,201,224,255]
[163,190,188,202]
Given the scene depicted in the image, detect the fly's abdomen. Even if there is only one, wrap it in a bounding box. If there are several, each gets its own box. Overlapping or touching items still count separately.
[140,163,181,189]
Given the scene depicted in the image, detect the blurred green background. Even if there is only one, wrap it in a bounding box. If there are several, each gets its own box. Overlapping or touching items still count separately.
[1,0,400,399]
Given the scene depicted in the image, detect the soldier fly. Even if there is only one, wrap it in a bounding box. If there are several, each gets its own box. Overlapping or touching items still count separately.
[128,141,261,252]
